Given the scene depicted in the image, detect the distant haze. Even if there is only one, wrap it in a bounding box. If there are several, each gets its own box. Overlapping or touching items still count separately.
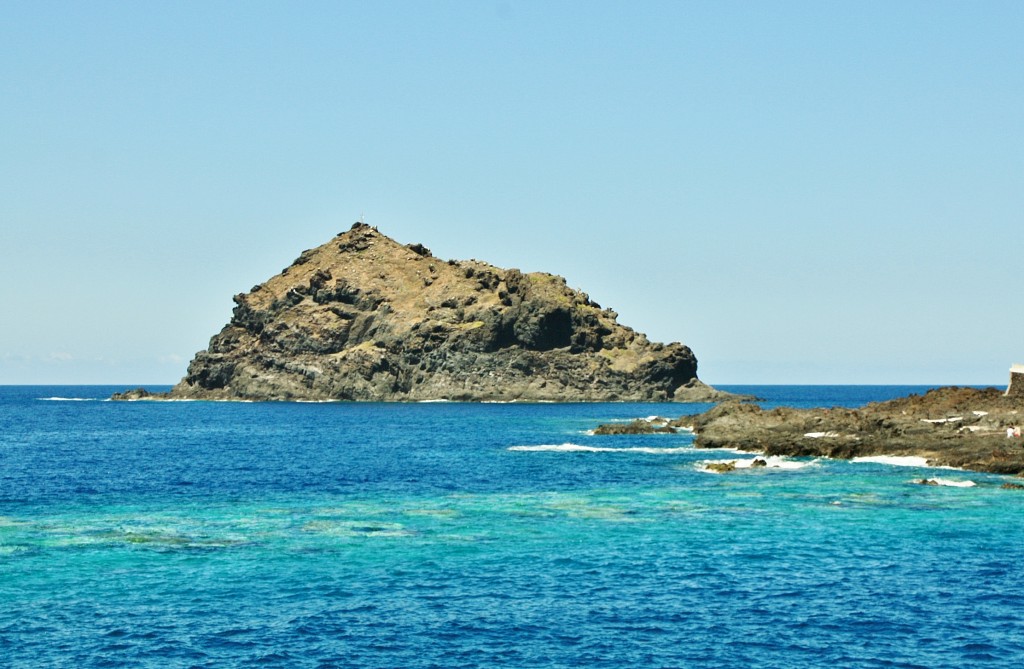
[2,1,1020,386]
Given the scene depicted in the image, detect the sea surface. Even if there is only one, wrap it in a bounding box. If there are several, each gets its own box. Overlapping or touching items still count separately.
[2,385,1022,668]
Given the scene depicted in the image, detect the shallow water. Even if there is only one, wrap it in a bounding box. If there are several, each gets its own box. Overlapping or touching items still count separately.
[2,385,1022,667]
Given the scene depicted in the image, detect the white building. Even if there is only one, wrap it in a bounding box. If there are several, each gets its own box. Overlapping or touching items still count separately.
[1007,364,1024,397]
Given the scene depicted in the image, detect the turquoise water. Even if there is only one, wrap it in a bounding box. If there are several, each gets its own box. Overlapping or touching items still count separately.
[2,386,1022,667]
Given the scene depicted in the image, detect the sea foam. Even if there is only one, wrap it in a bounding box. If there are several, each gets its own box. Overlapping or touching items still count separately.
[698,456,815,472]
[850,455,930,467]
[917,477,976,488]
[509,443,691,454]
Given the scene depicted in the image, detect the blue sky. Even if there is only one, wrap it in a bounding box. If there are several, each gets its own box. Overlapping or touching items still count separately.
[2,1,1021,385]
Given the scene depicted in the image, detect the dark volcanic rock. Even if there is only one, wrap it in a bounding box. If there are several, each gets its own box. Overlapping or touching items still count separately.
[688,386,1024,475]
[110,388,154,401]
[593,419,677,435]
[671,378,757,403]
[138,223,716,402]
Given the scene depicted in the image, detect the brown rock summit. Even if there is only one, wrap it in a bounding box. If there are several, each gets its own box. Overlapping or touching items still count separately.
[158,223,708,401]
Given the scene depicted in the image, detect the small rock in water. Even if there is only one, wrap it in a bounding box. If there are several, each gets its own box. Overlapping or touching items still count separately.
[110,388,152,401]
[594,419,675,435]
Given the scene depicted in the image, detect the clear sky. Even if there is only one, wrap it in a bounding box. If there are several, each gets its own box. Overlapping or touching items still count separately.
[2,1,1021,386]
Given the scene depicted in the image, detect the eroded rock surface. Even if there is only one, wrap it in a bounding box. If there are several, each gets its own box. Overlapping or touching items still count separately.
[140,223,714,402]
[593,418,678,435]
[689,386,1024,475]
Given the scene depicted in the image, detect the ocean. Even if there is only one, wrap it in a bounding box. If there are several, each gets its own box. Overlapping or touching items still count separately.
[1,385,1022,668]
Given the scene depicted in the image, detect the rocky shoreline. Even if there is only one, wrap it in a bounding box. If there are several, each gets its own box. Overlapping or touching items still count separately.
[594,386,1024,477]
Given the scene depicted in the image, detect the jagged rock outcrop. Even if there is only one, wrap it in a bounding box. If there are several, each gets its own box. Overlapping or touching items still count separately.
[593,384,1024,476]
[687,386,1024,475]
[593,418,678,435]
[155,223,711,402]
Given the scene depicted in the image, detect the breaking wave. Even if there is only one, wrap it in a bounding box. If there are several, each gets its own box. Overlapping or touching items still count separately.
[508,443,691,454]
[914,477,977,488]
[851,455,930,467]
[698,456,816,472]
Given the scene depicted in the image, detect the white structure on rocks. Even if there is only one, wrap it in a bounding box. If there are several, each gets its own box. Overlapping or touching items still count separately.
[1007,364,1024,397]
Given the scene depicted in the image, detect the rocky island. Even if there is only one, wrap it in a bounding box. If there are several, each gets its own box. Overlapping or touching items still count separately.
[118,223,725,402]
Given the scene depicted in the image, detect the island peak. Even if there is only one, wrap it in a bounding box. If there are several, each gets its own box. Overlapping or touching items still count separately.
[147,224,713,402]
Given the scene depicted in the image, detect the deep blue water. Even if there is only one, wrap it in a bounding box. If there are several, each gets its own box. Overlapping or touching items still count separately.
[1,385,1022,668]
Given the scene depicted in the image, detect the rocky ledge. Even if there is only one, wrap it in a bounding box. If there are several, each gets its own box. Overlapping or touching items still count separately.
[594,386,1024,476]
[120,223,727,402]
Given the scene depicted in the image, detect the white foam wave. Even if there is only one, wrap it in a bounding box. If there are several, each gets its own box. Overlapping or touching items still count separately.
[699,456,815,472]
[39,397,99,402]
[851,455,970,472]
[711,446,762,455]
[916,477,976,488]
[509,443,691,454]
[644,416,673,425]
[851,455,930,467]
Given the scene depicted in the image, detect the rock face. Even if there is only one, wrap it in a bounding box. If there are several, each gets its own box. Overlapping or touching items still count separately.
[688,386,1024,475]
[164,223,705,402]
[672,378,757,403]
